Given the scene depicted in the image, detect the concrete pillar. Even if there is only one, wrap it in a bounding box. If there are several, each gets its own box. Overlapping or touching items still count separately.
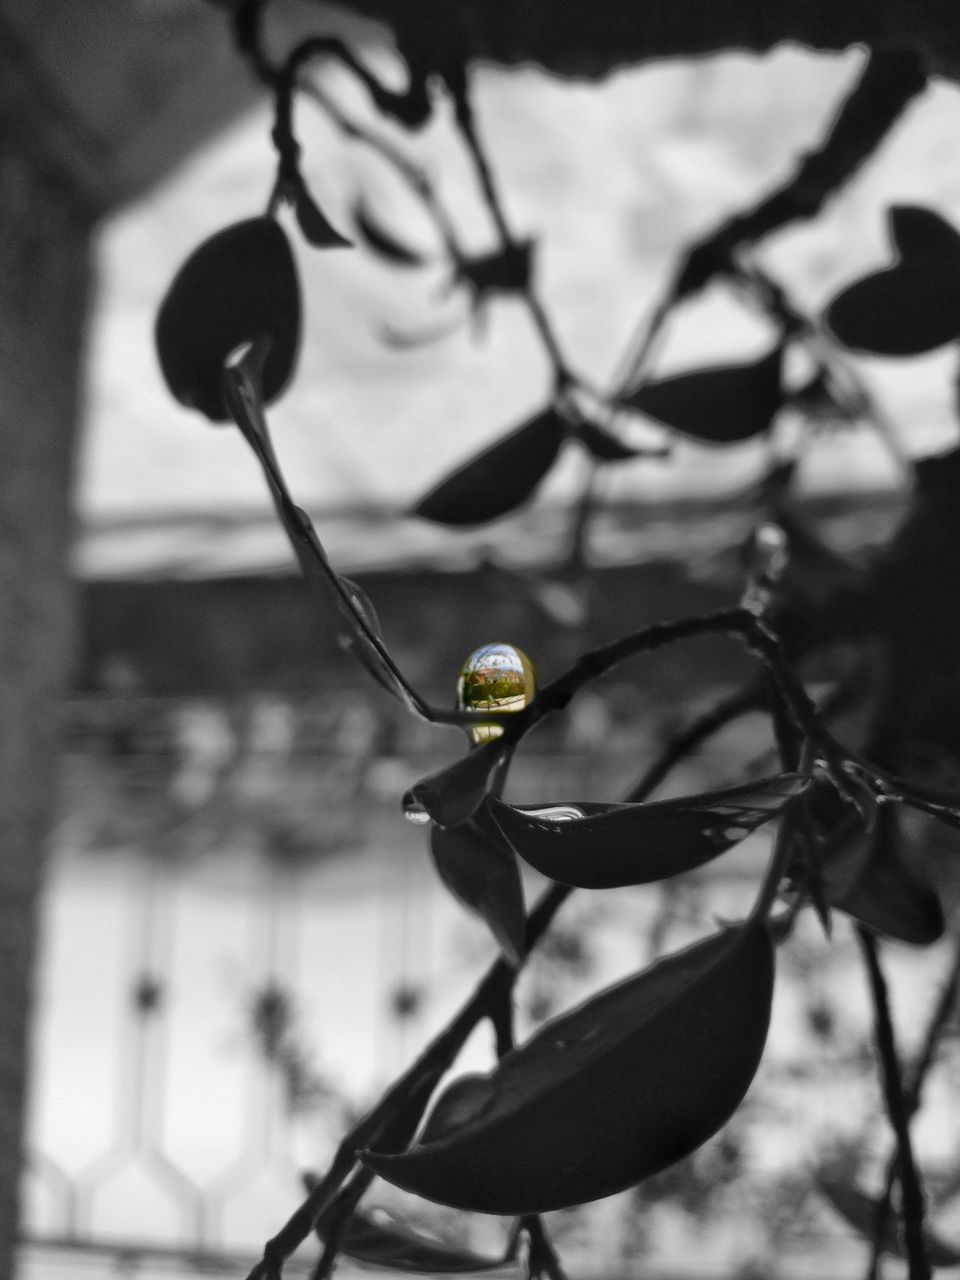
[0,101,95,1277]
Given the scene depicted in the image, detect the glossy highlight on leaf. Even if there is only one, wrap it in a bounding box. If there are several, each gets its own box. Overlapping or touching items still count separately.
[430,813,526,964]
[817,1173,960,1269]
[488,774,805,889]
[355,201,426,266]
[364,922,774,1215]
[413,408,566,526]
[155,217,300,421]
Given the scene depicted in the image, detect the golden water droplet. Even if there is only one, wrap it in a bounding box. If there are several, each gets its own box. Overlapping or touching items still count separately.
[457,643,536,745]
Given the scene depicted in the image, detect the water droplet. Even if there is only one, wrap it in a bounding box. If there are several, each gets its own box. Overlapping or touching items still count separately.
[524,805,585,823]
[457,643,536,745]
[402,790,431,824]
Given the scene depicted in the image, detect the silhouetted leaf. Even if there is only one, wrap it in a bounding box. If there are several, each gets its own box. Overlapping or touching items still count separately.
[488,774,805,889]
[336,576,407,703]
[817,1173,960,1268]
[822,808,944,945]
[825,267,960,356]
[355,201,426,266]
[156,217,300,421]
[430,811,526,964]
[576,420,647,461]
[364,921,774,1214]
[457,240,534,301]
[404,741,511,828]
[889,205,960,262]
[623,344,784,443]
[413,409,565,526]
[293,178,352,248]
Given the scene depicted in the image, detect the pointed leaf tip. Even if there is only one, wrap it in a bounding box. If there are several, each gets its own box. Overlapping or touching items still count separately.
[355,201,427,266]
[624,344,783,444]
[155,217,300,421]
[413,408,565,526]
[364,922,774,1214]
[430,816,526,964]
[489,773,806,889]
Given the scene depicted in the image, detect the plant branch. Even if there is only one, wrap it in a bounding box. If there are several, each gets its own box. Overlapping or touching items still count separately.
[858,926,931,1280]
[615,46,927,389]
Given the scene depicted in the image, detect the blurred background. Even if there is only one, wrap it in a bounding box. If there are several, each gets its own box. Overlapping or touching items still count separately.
[11,1,960,1277]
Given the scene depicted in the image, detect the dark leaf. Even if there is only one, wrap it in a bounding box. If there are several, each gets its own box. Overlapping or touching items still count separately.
[336,576,407,704]
[817,1173,960,1268]
[413,409,565,526]
[404,741,511,828]
[457,240,534,301]
[294,178,352,249]
[156,217,300,421]
[430,811,526,965]
[623,344,784,443]
[822,807,944,946]
[576,420,647,462]
[488,774,806,889]
[824,267,960,356]
[888,205,960,263]
[355,201,427,266]
[364,921,774,1214]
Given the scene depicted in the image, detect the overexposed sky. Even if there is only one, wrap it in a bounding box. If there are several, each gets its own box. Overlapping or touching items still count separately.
[80,48,960,534]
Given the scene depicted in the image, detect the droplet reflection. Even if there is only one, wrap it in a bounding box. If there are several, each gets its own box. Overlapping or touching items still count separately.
[457,643,536,745]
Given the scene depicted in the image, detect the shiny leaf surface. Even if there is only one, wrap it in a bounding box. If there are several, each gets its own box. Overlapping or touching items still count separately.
[364,922,774,1214]
[156,217,300,421]
[624,344,783,443]
[430,812,526,964]
[413,409,565,526]
[488,774,805,889]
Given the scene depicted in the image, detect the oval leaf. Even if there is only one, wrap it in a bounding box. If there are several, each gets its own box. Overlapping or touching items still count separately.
[623,344,783,444]
[825,266,960,356]
[404,741,511,828]
[817,1174,960,1269]
[364,922,774,1215]
[430,813,526,965]
[889,205,960,263]
[355,201,426,266]
[822,809,944,946]
[413,409,565,526]
[488,774,805,889]
[156,217,300,421]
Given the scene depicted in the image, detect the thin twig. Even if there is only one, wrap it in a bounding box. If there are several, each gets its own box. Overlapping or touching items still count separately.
[858,927,931,1280]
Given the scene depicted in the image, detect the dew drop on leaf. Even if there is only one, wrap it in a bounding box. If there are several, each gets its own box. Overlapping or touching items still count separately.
[457,643,536,744]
